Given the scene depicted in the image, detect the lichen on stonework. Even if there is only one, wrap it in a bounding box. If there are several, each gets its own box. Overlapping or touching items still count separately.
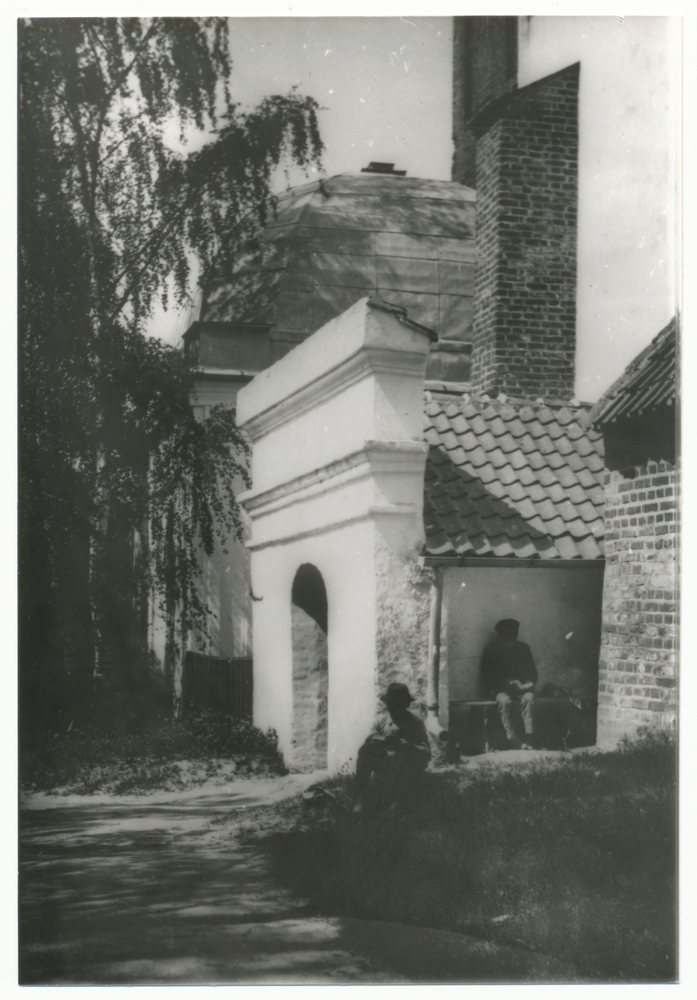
[409,562,434,588]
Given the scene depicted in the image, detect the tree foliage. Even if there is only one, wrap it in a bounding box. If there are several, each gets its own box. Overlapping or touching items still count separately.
[19,17,323,723]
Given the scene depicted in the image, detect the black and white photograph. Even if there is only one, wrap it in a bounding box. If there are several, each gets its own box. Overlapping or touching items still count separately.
[17,5,680,987]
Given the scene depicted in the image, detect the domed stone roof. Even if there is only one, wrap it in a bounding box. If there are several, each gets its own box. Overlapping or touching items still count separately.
[199,171,476,382]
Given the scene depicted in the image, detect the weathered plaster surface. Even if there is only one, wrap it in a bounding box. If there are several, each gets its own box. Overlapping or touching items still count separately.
[238,299,432,772]
[441,564,604,705]
[238,298,433,498]
[374,529,431,705]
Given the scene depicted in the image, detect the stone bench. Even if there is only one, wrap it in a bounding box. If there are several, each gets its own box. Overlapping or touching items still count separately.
[448,698,596,753]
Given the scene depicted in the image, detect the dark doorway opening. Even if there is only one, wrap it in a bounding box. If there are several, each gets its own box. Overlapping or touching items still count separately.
[291,564,329,771]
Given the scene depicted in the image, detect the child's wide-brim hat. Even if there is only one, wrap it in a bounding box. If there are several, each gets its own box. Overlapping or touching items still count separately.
[381,682,414,706]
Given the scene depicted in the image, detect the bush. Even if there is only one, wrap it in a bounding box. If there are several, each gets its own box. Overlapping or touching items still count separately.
[20,711,286,795]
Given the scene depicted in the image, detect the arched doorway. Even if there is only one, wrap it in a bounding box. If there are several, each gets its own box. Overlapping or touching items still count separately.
[291,564,328,771]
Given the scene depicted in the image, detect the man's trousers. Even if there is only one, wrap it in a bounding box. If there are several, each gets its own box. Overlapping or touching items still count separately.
[496,691,535,740]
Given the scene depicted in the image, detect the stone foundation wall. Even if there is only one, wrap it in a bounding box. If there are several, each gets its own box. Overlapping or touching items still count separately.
[597,461,678,745]
[291,603,329,771]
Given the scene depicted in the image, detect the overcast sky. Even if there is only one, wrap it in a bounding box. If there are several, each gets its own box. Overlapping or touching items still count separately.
[155,16,455,348]
[150,14,679,404]
[228,16,453,182]
[518,15,678,402]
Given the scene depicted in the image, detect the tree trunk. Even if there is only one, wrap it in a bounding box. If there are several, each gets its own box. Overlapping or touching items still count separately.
[132,519,151,676]
[163,500,185,719]
[89,445,111,682]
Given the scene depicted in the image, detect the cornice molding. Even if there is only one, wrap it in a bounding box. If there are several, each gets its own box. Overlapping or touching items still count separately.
[241,346,429,442]
[246,504,423,552]
[241,440,428,520]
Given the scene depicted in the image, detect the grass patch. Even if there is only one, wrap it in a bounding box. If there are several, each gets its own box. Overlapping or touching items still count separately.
[20,712,286,795]
[247,729,676,983]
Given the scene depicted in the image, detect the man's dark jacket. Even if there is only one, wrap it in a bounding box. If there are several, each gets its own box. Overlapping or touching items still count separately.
[481,638,538,699]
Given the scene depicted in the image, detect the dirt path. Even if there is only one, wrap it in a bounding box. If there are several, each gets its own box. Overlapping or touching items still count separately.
[20,774,398,985]
[20,768,579,985]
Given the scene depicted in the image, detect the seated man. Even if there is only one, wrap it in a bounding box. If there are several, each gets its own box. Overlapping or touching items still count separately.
[355,682,431,811]
[481,618,538,749]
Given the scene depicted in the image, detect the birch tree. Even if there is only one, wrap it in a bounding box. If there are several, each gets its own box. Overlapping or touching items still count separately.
[19,17,323,724]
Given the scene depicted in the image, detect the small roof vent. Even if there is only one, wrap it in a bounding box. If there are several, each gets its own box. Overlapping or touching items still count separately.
[361,161,407,176]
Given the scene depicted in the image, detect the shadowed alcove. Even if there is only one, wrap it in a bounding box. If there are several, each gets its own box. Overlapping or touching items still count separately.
[290,564,329,771]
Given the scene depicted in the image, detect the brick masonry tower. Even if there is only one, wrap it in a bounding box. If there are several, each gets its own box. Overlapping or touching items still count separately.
[452,17,580,402]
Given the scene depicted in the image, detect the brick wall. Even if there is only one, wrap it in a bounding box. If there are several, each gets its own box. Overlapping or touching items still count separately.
[470,62,580,401]
[597,460,678,746]
[452,16,518,188]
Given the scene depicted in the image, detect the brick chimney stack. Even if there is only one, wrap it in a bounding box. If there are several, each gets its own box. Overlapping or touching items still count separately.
[452,16,580,402]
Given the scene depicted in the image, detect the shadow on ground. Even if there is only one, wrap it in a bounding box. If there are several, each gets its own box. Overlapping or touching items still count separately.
[19,776,581,985]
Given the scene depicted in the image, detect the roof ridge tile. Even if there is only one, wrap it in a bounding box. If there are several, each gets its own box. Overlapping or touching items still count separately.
[537,407,556,425]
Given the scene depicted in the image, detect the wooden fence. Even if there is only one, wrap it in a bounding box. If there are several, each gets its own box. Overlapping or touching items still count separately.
[182,653,253,720]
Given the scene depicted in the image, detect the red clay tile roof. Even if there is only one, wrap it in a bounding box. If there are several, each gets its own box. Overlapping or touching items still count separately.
[590,318,677,426]
[423,395,606,560]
